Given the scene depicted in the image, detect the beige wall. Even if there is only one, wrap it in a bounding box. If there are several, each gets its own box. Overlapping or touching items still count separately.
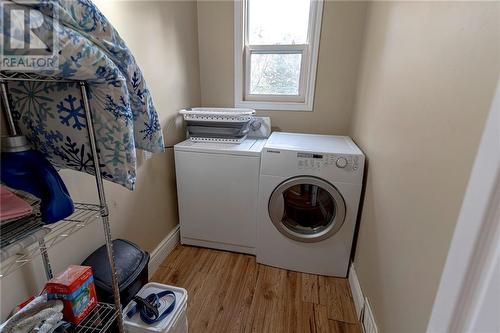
[72,0,201,252]
[350,2,499,332]
[0,0,200,320]
[197,0,367,134]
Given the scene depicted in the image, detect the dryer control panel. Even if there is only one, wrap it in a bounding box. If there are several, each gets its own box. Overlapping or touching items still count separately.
[261,148,365,184]
[296,152,360,172]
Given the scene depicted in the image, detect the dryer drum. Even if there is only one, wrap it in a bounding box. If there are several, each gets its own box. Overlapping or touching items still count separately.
[282,184,336,233]
[268,176,347,243]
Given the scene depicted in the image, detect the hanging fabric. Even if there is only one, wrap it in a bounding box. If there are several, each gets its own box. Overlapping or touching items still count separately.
[2,0,165,190]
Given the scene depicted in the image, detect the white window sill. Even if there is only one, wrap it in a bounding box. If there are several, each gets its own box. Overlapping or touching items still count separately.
[235,99,313,111]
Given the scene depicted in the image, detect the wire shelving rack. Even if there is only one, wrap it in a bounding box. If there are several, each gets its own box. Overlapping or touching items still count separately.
[0,203,100,277]
[0,71,124,333]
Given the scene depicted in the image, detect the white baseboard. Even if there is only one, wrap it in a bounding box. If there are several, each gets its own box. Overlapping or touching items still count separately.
[148,225,180,275]
[348,262,378,333]
[362,298,378,333]
[348,262,365,319]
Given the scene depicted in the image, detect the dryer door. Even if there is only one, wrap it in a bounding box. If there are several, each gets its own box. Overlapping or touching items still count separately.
[268,176,346,243]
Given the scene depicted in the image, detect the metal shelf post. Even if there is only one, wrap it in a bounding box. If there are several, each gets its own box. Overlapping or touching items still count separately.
[38,238,53,280]
[0,80,17,135]
[79,82,124,332]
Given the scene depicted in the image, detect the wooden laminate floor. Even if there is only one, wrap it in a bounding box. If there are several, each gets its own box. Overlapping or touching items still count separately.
[152,245,362,333]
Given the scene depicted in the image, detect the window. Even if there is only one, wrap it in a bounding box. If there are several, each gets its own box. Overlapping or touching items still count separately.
[234,0,323,111]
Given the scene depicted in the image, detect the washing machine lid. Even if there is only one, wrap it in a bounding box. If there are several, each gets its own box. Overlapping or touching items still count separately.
[174,138,266,156]
[265,132,363,156]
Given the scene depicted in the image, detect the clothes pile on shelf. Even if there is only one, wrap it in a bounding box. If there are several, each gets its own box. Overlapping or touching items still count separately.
[0,266,109,333]
[2,0,165,190]
[0,186,49,261]
[0,295,64,333]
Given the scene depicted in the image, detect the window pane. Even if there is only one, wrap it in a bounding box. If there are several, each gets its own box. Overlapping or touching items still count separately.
[248,0,310,45]
[250,53,302,95]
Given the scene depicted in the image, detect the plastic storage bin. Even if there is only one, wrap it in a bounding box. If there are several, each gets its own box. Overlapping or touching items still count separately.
[179,108,255,143]
[123,283,188,333]
[81,239,149,306]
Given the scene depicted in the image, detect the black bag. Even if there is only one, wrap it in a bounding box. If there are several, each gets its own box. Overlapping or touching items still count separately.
[82,239,149,306]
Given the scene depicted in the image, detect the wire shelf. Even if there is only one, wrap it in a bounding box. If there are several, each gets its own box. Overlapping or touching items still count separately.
[0,71,76,83]
[75,303,117,333]
[0,203,101,278]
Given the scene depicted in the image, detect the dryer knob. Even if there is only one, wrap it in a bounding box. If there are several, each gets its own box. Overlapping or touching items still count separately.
[336,157,348,168]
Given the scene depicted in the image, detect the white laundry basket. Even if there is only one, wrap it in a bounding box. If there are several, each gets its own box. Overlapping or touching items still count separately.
[123,283,188,333]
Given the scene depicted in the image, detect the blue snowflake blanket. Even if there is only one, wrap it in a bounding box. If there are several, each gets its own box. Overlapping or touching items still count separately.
[2,0,164,190]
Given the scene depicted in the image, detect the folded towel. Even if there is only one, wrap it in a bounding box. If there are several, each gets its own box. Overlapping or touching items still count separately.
[0,187,33,222]
[0,216,44,249]
[4,188,41,219]
[0,186,44,250]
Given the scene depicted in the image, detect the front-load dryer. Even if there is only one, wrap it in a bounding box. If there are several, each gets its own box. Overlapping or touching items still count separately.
[257,132,365,277]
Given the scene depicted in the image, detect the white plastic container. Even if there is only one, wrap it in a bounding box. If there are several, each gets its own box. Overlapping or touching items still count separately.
[123,283,188,333]
[179,107,256,143]
[179,107,255,123]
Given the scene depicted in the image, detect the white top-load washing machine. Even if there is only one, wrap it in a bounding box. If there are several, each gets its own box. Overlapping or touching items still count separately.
[174,138,266,254]
[257,132,365,277]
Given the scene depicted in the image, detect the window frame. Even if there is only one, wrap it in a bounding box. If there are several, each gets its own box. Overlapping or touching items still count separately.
[234,0,324,111]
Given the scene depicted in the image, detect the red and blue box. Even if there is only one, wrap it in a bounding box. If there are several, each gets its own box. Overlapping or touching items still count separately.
[46,265,97,324]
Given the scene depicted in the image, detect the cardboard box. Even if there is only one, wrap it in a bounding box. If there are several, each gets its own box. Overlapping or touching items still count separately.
[46,265,97,324]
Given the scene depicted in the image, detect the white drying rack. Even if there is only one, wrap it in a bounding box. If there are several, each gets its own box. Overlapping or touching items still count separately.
[179,107,255,122]
[180,107,256,143]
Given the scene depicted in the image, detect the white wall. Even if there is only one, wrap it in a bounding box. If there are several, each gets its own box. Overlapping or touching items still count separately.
[349,2,500,332]
[0,0,201,320]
